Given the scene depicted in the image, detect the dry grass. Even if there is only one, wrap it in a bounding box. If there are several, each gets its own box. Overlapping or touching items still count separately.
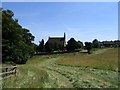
[57,48,118,70]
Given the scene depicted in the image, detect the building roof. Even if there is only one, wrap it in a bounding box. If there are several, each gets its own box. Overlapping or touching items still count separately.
[47,33,66,45]
[102,41,114,45]
[48,37,65,43]
[49,37,64,40]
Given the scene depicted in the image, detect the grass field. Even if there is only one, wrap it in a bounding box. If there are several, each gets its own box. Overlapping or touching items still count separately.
[2,57,48,88]
[2,48,118,88]
[57,48,118,71]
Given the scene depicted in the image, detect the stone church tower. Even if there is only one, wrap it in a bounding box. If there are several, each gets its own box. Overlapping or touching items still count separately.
[64,32,66,47]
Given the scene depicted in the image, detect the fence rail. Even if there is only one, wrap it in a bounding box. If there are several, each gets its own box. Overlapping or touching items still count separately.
[0,65,17,80]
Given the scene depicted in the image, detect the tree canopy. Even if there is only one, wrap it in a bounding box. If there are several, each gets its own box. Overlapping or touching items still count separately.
[2,9,35,64]
[85,42,92,54]
[66,38,80,51]
[38,39,44,52]
[44,41,52,52]
[77,41,83,49]
[92,39,100,48]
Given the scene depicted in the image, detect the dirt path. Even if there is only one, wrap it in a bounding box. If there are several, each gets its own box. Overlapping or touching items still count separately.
[39,56,118,88]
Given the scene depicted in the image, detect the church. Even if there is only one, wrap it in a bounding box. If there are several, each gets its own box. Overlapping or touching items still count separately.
[46,33,66,51]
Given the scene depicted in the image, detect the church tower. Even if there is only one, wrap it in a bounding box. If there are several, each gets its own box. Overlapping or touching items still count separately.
[64,32,66,47]
[64,32,66,39]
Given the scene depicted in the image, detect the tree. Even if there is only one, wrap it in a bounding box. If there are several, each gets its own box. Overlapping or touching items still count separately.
[66,38,77,51]
[77,41,83,49]
[38,39,44,52]
[85,42,92,54]
[92,39,100,48]
[2,9,35,64]
[45,41,52,52]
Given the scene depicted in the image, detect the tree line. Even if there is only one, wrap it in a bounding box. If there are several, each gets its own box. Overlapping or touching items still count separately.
[37,38,120,54]
[36,38,84,53]
[36,38,99,54]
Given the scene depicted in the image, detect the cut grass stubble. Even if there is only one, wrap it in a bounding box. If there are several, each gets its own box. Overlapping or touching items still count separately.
[2,48,118,88]
[57,48,118,71]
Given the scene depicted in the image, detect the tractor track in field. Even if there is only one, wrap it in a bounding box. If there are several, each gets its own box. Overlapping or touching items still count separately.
[39,56,118,88]
[40,57,75,88]
[42,67,74,88]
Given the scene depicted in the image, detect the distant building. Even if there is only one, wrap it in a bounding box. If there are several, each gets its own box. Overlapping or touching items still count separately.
[99,40,120,47]
[114,40,120,47]
[46,33,66,51]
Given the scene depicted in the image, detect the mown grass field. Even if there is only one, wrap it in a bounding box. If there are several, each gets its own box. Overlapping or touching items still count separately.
[2,48,118,88]
[57,48,118,71]
[2,56,48,88]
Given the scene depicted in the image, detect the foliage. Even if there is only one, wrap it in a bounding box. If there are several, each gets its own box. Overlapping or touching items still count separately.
[38,39,44,52]
[92,39,100,48]
[45,41,52,52]
[85,42,92,54]
[77,41,83,49]
[2,9,35,64]
[66,38,78,51]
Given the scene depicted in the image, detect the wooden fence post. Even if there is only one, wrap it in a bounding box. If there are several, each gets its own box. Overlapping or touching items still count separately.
[5,67,8,76]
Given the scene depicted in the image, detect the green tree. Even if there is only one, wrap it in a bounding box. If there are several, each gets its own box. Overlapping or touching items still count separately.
[85,42,92,54]
[66,38,77,51]
[45,41,52,52]
[39,39,44,52]
[77,41,83,49]
[2,9,35,64]
[92,39,100,48]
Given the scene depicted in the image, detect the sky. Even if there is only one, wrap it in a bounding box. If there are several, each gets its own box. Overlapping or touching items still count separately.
[3,2,118,45]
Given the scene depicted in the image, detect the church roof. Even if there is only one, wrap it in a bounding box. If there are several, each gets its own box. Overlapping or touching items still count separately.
[48,37,65,42]
[47,33,66,44]
[49,37,64,39]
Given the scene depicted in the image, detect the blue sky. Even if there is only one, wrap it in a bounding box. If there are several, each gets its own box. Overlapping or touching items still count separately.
[3,2,118,45]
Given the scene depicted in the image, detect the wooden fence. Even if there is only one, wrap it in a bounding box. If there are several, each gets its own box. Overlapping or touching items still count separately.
[0,66,17,80]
